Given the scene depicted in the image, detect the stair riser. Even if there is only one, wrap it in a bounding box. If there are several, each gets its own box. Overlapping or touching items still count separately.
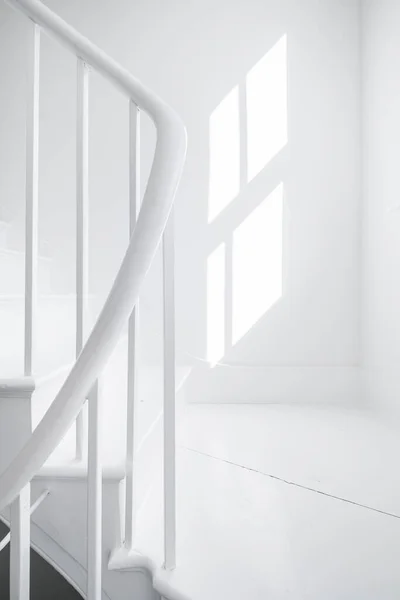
[0,381,33,474]
[0,399,32,473]
[31,477,124,568]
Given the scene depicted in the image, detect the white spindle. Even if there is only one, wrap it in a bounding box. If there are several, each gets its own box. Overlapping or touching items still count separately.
[125,101,141,550]
[87,380,102,599]
[10,485,31,600]
[76,57,90,461]
[162,212,176,570]
[0,489,49,554]
[0,533,8,554]
[24,22,40,377]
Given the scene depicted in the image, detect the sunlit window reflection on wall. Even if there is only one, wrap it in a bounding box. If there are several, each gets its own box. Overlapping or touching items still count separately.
[208,86,240,223]
[206,243,226,365]
[246,35,287,182]
[232,183,284,344]
[206,35,288,364]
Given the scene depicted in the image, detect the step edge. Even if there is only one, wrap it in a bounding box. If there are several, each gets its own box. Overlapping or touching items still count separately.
[35,462,125,481]
[0,377,35,399]
[109,547,191,600]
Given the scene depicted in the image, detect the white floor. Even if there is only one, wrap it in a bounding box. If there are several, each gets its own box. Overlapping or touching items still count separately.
[25,341,400,599]
[133,403,400,600]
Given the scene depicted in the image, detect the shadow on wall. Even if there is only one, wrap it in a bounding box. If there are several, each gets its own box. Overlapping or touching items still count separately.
[0,0,360,372]
[206,35,288,367]
[0,520,82,599]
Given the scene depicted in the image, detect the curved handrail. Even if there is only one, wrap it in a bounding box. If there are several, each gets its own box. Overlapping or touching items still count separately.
[0,0,187,511]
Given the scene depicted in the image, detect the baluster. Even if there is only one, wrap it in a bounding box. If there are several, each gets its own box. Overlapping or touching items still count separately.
[125,101,141,550]
[0,490,49,553]
[87,380,102,599]
[163,212,176,570]
[10,485,30,600]
[24,22,40,377]
[76,57,90,460]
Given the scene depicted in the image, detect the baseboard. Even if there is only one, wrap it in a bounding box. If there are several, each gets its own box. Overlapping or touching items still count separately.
[183,364,361,404]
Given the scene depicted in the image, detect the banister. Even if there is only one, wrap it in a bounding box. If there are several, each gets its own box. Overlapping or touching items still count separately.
[0,0,186,512]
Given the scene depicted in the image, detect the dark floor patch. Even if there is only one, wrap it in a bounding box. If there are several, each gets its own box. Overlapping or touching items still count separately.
[0,521,82,599]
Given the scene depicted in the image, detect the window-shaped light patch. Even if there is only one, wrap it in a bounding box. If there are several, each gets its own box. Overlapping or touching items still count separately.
[246,35,287,183]
[206,243,226,366]
[208,86,240,222]
[232,183,284,344]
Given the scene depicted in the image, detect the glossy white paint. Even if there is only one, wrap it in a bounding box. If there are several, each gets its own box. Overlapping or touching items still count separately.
[39,0,360,375]
[28,471,153,600]
[24,21,40,377]
[111,403,400,600]
[75,57,90,461]
[163,213,176,570]
[0,3,185,598]
[0,1,387,600]
[0,0,361,386]
[0,489,49,552]
[10,485,30,600]
[87,380,102,600]
[75,57,90,359]
[125,101,141,551]
[1,479,154,600]
[0,0,186,524]
[0,382,33,478]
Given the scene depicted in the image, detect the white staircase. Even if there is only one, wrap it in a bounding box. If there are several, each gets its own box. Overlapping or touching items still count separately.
[0,0,187,598]
[4,3,400,600]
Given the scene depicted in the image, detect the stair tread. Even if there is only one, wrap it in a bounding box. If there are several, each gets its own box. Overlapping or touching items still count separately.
[35,463,125,481]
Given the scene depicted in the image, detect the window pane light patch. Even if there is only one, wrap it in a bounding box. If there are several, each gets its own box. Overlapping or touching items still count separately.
[246,35,288,183]
[207,243,226,365]
[208,86,240,222]
[232,183,284,344]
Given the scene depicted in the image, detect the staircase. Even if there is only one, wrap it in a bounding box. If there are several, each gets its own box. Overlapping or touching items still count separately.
[0,0,187,598]
[5,2,400,600]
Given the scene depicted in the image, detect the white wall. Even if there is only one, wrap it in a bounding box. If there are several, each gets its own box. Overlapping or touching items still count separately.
[362,0,400,411]
[0,0,362,400]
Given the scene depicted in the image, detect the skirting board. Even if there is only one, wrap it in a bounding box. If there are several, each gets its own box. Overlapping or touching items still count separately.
[183,364,361,404]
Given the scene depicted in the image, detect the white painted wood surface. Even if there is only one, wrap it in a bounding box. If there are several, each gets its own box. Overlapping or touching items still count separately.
[87,380,102,599]
[109,404,400,600]
[76,57,89,357]
[76,57,90,461]
[24,22,40,377]
[162,213,176,570]
[125,101,141,550]
[0,0,186,517]
[0,6,186,597]
[0,490,49,553]
[10,485,30,600]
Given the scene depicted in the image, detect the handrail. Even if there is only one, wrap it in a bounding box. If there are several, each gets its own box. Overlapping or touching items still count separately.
[0,0,186,511]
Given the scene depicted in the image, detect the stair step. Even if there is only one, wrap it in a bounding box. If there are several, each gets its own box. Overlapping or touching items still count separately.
[35,463,125,481]
[30,470,124,580]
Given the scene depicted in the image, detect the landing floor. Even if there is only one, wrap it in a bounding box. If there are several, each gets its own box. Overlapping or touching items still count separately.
[136,403,400,600]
